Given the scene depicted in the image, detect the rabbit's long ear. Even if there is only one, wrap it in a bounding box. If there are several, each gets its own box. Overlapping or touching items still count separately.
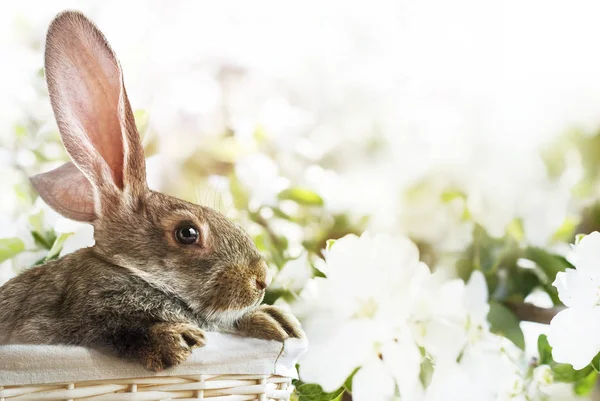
[30,162,96,221]
[31,10,147,221]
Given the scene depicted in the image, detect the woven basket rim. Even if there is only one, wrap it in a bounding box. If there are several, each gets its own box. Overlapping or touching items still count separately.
[0,333,307,387]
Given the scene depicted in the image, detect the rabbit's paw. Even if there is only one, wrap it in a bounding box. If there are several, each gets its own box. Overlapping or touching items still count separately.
[235,305,304,342]
[142,323,206,371]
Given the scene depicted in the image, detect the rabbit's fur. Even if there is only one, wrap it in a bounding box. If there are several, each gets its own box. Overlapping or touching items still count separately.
[0,10,303,371]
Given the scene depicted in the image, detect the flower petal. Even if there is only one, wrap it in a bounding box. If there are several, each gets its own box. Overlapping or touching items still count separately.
[574,231,600,282]
[426,360,494,401]
[300,317,374,392]
[464,270,490,323]
[420,318,467,362]
[352,357,396,401]
[548,307,600,370]
[553,269,600,308]
[381,332,423,398]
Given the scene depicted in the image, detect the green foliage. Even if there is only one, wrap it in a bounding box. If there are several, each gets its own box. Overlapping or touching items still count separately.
[263,288,295,305]
[524,247,572,305]
[575,233,587,245]
[31,230,56,251]
[292,381,345,401]
[524,247,573,283]
[574,370,597,396]
[278,188,324,206]
[229,175,250,210]
[592,353,600,372]
[419,354,434,388]
[440,189,466,203]
[552,218,578,243]
[505,269,540,302]
[465,225,519,274]
[577,202,600,235]
[45,233,73,261]
[0,237,25,263]
[487,301,525,350]
[538,335,594,382]
[537,334,552,365]
[456,223,575,308]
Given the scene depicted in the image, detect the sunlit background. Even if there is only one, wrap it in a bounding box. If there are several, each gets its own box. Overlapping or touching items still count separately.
[4,1,600,400]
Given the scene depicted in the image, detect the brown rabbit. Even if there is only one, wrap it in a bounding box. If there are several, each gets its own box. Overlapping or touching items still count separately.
[0,10,303,372]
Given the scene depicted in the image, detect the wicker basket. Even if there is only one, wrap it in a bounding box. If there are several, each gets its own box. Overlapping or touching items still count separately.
[0,333,306,401]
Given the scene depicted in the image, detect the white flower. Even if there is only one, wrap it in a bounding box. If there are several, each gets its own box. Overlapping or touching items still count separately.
[299,232,427,396]
[272,252,312,293]
[571,231,600,282]
[412,270,490,362]
[298,234,506,399]
[531,364,553,391]
[424,335,526,401]
[548,307,600,370]
[549,231,600,369]
[351,356,397,401]
[424,360,493,401]
[553,268,600,308]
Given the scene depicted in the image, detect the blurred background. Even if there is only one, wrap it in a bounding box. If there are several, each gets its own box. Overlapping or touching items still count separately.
[4,1,600,399]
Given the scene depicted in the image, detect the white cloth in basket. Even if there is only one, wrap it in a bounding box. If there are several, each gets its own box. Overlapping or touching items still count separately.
[0,332,307,386]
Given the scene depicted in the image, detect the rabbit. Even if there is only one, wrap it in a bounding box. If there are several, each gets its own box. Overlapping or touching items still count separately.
[0,10,303,372]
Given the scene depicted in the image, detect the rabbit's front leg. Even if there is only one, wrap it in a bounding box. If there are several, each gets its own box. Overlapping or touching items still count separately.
[234,305,304,342]
[107,322,206,371]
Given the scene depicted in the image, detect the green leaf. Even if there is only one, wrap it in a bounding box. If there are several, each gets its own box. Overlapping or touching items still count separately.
[343,367,359,392]
[506,218,525,242]
[278,188,324,206]
[525,248,573,305]
[45,233,73,261]
[538,334,553,365]
[272,207,294,221]
[467,225,519,275]
[488,301,525,349]
[455,258,473,282]
[419,355,434,388]
[440,190,466,203]
[0,238,26,263]
[263,288,294,305]
[525,247,573,283]
[293,381,344,401]
[28,210,44,233]
[574,370,597,396]
[553,364,593,382]
[312,266,327,278]
[31,231,56,250]
[552,218,578,243]
[229,175,249,210]
[506,269,540,301]
[575,233,587,245]
[592,353,600,372]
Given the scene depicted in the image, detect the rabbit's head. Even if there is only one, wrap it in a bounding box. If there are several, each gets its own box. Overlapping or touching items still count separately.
[30,11,270,325]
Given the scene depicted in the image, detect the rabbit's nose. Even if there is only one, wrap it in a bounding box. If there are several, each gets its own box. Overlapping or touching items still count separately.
[255,270,272,290]
[255,279,268,290]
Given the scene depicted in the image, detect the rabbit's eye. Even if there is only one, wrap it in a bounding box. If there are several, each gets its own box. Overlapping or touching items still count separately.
[175,225,201,245]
